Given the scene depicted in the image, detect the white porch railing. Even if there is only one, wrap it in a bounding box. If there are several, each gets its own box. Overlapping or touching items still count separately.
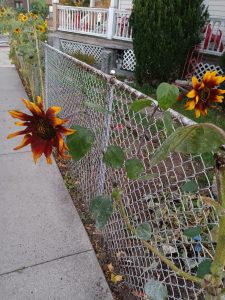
[201,18,225,55]
[57,5,132,41]
[113,9,132,41]
[58,5,109,37]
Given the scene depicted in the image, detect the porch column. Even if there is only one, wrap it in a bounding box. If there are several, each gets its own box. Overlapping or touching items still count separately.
[90,0,95,7]
[107,0,118,39]
[52,0,59,31]
[110,0,118,8]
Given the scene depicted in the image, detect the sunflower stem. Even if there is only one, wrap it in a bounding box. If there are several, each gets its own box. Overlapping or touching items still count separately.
[34,28,45,107]
[113,189,202,285]
[206,152,225,297]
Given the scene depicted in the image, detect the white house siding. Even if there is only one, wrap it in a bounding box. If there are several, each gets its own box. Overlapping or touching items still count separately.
[206,0,225,18]
[118,0,132,10]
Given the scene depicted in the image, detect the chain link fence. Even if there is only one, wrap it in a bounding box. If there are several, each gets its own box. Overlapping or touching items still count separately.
[43,43,218,300]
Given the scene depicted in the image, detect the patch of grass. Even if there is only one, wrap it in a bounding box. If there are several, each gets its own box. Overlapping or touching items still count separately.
[172,102,225,131]
[130,82,156,98]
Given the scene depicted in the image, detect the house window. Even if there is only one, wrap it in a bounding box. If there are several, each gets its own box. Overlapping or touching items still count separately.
[15,1,23,8]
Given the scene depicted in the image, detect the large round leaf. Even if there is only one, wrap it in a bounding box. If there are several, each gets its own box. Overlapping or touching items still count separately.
[125,158,145,179]
[151,124,225,166]
[136,223,152,240]
[156,83,179,111]
[144,280,168,300]
[67,125,95,161]
[90,196,113,228]
[103,146,125,168]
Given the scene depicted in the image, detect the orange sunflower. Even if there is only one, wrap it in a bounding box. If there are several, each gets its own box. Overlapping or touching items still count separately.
[7,97,76,164]
[21,15,28,22]
[36,24,46,33]
[14,28,21,34]
[185,71,225,118]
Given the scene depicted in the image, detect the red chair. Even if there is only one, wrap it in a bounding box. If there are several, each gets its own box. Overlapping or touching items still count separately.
[203,24,224,52]
[181,44,202,80]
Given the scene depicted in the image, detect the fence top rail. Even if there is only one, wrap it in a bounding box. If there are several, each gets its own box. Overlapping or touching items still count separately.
[43,43,196,126]
[57,5,109,12]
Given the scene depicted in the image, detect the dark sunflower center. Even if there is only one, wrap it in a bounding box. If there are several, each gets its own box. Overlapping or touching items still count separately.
[200,87,210,102]
[36,118,56,140]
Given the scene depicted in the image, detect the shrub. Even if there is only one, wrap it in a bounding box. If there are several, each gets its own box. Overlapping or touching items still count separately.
[71,51,96,65]
[30,0,48,19]
[130,0,209,84]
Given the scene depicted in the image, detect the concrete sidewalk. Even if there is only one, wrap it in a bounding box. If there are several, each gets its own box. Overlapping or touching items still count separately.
[0,48,113,300]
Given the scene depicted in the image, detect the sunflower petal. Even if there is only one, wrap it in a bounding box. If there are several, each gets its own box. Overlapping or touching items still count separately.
[195,108,201,118]
[14,134,32,150]
[37,96,43,109]
[203,70,212,84]
[216,89,225,95]
[214,96,224,103]
[7,128,31,139]
[51,117,68,127]
[15,121,30,126]
[192,76,200,89]
[57,126,76,136]
[31,136,46,164]
[44,141,53,164]
[186,89,197,99]
[8,110,32,121]
[214,75,225,86]
[185,100,196,110]
[22,99,42,116]
[56,133,64,152]
[46,106,61,118]
[202,108,208,117]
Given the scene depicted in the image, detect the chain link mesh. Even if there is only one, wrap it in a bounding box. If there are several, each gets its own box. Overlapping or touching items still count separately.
[43,43,218,300]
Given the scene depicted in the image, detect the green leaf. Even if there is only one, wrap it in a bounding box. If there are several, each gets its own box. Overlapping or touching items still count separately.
[125,158,145,179]
[183,226,202,238]
[181,180,199,193]
[150,124,225,166]
[90,196,113,228]
[85,101,112,114]
[130,99,152,113]
[196,259,212,278]
[103,146,125,168]
[163,111,174,135]
[136,223,152,240]
[144,280,168,300]
[67,125,95,161]
[156,83,179,110]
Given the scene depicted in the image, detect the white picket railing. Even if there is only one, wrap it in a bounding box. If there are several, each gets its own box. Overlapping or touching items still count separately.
[201,18,225,55]
[113,9,132,40]
[57,5,132,41]
[58,5,109,37]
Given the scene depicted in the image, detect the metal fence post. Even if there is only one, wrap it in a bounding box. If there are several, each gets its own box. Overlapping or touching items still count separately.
[97,82,114,195]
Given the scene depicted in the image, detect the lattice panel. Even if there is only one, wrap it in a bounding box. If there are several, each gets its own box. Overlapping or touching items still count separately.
[122,49,136,71]
[43,44,219,300]
[60,39,103,64]
[194,62,224,80]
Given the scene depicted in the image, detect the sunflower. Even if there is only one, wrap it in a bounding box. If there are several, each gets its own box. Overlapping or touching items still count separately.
[21,15,28,22]
[18,13,24,21]
[14,27,21,34]
[7,97,76,164]
[28,11,33,17]
[36,24,45,33]
[0,7,6,17]
[185,71,225,118]
[32,14,38,20]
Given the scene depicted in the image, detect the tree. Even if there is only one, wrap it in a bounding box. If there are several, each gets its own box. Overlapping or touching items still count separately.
[130,0,208,84]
